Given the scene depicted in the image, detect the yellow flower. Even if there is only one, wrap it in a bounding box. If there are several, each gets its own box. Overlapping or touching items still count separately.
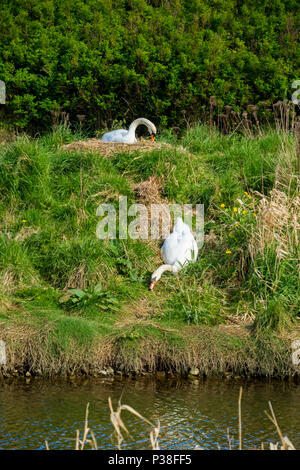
[226,250,232,254]
[220,203,225,208]
[233,207,238,212]
[244,191,249,196]
[247,194,252,198]
[22,219,27,223]
[116,277,122,282]
[252,213,256,217]
[242,210,247,215]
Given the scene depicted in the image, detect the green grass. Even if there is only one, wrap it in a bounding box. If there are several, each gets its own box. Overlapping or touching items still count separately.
[0,125,299,376]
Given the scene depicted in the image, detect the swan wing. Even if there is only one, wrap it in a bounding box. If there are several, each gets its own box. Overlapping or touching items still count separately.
[161,232,181,265]
[102,129,129,142]
[174,233,198,267]
[175,218,198,261]
[162,219,198,267]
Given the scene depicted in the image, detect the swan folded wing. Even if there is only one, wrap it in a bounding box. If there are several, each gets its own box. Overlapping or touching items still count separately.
[162,231,197,266]
[102,129,129,142]
[161,232,180,265]
[175,233,198,266]
[175,220,198,262]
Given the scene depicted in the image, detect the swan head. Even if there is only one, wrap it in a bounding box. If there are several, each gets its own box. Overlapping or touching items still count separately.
[147,122,157,135]
[149,276,157,291]
[149,264,165,290]
[144,120,156,140]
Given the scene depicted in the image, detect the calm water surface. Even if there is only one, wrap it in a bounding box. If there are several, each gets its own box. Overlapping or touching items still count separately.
[0,376,299,450]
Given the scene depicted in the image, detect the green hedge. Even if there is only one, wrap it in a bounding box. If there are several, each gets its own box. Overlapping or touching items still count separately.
[0,0,299,131]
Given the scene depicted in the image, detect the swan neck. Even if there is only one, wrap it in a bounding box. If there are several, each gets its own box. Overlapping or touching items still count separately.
[128,118,156,138]
[152,264,174,281]
[127,119,140,139]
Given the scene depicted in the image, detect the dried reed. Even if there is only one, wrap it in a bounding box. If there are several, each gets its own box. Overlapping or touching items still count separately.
[43,389,296,450]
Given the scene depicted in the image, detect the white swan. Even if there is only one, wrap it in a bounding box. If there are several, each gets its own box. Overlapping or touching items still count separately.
[149,217,198,290]
[101,118,157,144]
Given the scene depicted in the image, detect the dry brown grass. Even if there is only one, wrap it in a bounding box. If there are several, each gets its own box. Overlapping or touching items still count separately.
[257,188,299,249]
[131,175,165,205]
[119,297,155,321]
[0,268,39,295]
[64,262,89,290]
[14,226,39,242]
[0,199,21,234]
[129,175,173,257]
[0,298,18,313]
[203,229,219,248]
[249,187,299,268]
[131,176,170,239]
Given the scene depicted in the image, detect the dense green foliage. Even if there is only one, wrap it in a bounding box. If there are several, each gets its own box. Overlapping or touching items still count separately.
[0,0,299,131]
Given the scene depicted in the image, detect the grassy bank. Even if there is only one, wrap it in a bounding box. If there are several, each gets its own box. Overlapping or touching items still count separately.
[0,125,299,378]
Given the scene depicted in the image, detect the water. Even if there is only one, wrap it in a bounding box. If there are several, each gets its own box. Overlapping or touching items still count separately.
[0,376,299,450]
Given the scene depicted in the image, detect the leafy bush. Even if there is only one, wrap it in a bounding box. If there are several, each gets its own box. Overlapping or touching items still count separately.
[0,0,298,131]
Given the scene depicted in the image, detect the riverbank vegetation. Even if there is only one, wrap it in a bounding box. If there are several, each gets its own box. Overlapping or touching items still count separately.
[0,123,299,377]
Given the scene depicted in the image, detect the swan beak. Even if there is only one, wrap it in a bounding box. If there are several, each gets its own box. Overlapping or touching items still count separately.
[149,279,156,290]
[151,134,155,142]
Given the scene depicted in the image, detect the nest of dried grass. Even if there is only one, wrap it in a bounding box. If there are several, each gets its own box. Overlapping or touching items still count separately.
[61,138,175,157]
